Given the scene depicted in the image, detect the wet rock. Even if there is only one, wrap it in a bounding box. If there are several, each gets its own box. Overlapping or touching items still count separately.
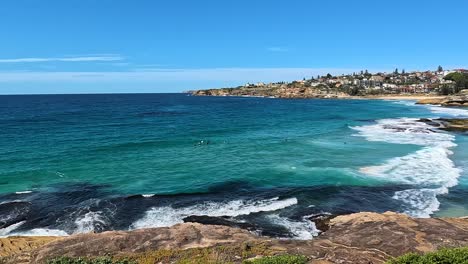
[308,213,337,232]
[418,118,468,132]
[0,201,31,229]
[183,215,258,231]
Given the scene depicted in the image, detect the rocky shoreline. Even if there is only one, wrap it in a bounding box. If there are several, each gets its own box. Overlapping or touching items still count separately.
[190,87,468,105]
[418,118,468,132]
[1,212,467,264]
[190,86,352,99]
[416,93,468,107]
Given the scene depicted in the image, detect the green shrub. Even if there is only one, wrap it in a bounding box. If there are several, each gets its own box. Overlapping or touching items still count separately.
[386,247,468,264]
[47,256,135,264]
[243,254,308,264]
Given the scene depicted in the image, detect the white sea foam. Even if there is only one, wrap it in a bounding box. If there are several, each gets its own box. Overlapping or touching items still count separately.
[428,106,468,117]
[9,228,69,237]
[351,118,455,147]
[15,191,32,194]
[392,188,442,218]
[0,221,26,237]
[0,200,26,205]
[0,210,108,237]
[391,100,417,106]
[267,214,319,240]
[130,197,298,229]
[142,194,155,198]
[352,118,461,218]
[0,221,69,237]
[74,211,107,234]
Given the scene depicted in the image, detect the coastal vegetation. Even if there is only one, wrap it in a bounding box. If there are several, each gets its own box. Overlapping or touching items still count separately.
[44,254,309,264]
[47,257,134,264]
[39,248,468,264]
[243,255,308,264]
[443,72,468,94]
[39,241,285,264]
[386,247,468,264]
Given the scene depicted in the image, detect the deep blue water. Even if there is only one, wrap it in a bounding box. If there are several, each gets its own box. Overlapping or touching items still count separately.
[0,94,467,238]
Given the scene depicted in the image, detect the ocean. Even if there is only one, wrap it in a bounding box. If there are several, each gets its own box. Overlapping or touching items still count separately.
[0,93,467,239]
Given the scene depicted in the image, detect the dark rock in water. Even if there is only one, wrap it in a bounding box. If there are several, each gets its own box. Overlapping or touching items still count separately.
[437,118,468,132]
[0,201,31,229]
[182,215,294,238]
[418,118,443,128]
[418,118,468,132]
[183,215,257,231]
[382,123,435,134]
[308,213,338,232]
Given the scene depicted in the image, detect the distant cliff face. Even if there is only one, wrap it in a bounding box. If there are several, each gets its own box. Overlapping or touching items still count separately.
[2,212,467,264]
[192,86,351,99]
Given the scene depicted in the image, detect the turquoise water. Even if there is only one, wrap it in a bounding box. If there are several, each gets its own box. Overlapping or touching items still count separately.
[0,94,467,238]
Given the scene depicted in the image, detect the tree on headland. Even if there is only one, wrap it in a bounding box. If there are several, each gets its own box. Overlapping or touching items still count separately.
[439,84,452,95]
[438,65,443,72]
[402,69,406,74]
[444,72,468,93]
[394,68,399,74]
[326,73,332,78]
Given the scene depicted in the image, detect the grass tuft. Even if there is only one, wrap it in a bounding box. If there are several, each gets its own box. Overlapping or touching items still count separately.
[47,256,135,264]
[386,247,468,264]
[242,254,308,264]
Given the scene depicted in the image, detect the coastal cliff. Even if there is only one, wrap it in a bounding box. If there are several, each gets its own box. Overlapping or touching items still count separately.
[190,86,351,99]
[416,91,468,107]
[1,212,467,264]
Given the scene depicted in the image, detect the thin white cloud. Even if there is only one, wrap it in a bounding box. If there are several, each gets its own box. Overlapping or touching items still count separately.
[0,56,124,63]
[267,47,289,52]
[0,68,383,83]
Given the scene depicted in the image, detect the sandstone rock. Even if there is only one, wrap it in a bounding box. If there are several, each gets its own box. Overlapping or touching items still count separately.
[2,212,467,264]
[29,223,258,263]
[417,95,468,107]
[416,98,445,105]
[0,236,58,264]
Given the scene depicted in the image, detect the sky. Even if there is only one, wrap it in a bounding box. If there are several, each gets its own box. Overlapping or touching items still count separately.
[1,0,467,94]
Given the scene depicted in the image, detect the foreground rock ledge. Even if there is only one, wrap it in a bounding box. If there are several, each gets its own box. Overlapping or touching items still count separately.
[1,212,467,264]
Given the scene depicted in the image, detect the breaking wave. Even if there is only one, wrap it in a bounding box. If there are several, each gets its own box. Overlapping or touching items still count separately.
[266,214,319,240]
[428,106,468,117]
[131,197,298,229]
[0,221,68,237]
[352,118,461,217]
[74,211,107,234]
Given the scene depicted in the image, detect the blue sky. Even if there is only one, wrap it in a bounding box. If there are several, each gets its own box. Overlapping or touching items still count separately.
[1,0,467,94]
